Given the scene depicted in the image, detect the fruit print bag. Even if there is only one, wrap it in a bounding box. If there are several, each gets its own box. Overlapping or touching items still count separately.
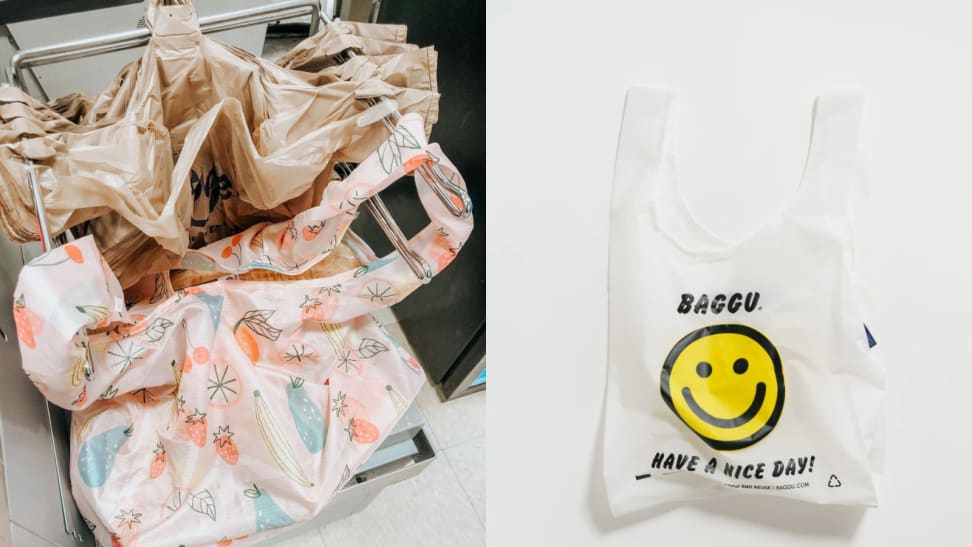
[602,88,885,515]
[13,112,472,546]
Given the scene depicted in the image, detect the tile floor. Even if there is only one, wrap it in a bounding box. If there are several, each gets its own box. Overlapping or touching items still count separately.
[285,313,486,547]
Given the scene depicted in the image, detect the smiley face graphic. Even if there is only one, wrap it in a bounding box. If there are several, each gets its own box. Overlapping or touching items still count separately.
[660,324,784,451]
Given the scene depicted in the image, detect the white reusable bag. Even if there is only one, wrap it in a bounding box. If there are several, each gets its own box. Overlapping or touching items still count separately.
[603,88,884,514]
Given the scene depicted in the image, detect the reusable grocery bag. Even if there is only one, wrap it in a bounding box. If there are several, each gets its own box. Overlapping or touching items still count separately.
[603,88,885,514]
[14,112,472,546]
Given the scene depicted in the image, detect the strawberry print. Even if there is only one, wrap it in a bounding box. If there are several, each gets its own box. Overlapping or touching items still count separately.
[185,409,208,447]
[345,417,379,444]
[301,221,325,241]
[213,425,239,465]
[149,443,166,479]
[299,295,324,321]
[13,294,43,349]
[299,293,337,322]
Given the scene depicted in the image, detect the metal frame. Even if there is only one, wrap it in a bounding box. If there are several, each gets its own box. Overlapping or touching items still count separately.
[8,0,321,88]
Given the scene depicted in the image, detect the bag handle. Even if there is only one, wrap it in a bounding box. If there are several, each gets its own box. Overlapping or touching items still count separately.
[179,112,473,321]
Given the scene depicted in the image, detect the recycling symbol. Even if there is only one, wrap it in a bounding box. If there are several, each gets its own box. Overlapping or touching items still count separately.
[827,474,842,488]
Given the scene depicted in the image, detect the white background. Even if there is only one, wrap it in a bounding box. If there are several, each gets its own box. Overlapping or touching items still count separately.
[487,1,972,545]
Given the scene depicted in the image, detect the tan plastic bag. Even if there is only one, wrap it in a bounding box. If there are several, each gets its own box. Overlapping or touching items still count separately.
[0,0,438,287]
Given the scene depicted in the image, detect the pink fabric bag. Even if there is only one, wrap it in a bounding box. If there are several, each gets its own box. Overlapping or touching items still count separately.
[13,113,472,547]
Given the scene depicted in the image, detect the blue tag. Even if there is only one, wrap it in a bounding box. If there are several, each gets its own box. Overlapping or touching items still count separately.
[864,323,876,348]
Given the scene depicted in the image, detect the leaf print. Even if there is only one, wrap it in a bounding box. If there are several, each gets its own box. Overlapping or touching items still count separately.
[165,489,187,514]
[393,125,421,149]
[188,489,217,521]
[107,340,145,372]
[318,284,342,296]
[99,384,119,399]
[238,310,282,341]
[378,126,423,173]
[208,363,239,404]
[283,344,315,363]
[358,338,389,358]
[378,139,403,174]
[143,318,174,342]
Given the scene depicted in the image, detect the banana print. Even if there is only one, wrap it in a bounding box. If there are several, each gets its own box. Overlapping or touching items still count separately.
[253,390,314,488]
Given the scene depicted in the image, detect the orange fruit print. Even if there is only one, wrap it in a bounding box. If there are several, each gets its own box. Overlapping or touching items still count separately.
[64,244,84,264]
[235,326,259,363]
[193,346,210,364]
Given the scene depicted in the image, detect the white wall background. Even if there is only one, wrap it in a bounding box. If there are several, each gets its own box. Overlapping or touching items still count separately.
[487,1,972,545]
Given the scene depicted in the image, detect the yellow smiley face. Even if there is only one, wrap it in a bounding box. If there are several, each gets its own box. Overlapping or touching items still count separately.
[660,324,784,451]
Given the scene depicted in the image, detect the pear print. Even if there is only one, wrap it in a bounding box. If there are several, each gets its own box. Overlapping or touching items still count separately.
[194,293,224,329]
[244,484,294,532]
[287,377,325,453]
[78,424,133,488]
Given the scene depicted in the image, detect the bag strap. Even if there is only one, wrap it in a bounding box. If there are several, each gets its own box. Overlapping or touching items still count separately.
[610,87,674,214]
[796,94,865,221]
[179,112,473,322]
